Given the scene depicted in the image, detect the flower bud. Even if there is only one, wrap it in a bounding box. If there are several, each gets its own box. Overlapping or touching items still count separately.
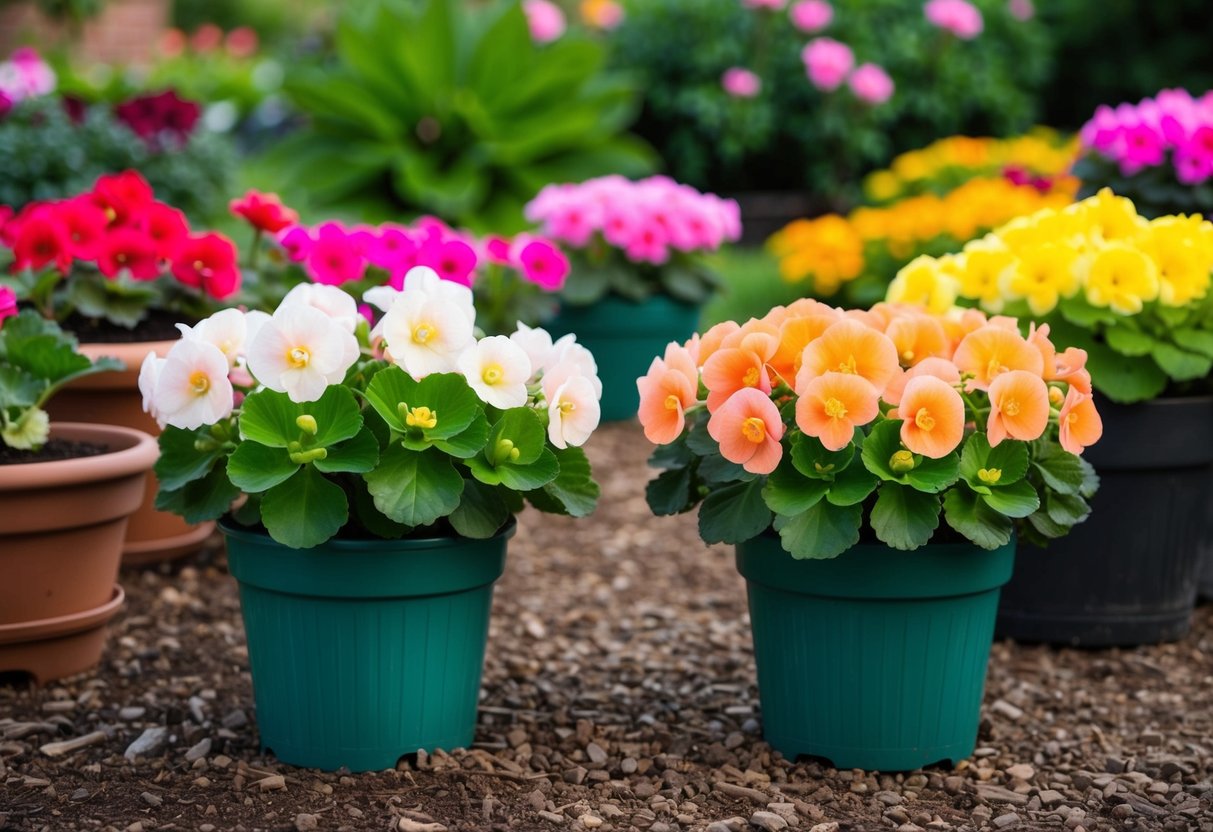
[289,447,329,465]
[977,467,1002,484]
[296,414,318,435]
[889,449,916,473]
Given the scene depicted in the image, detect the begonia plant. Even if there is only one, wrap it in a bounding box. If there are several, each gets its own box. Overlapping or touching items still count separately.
[141,268,602,549]
[640,300,1102,556]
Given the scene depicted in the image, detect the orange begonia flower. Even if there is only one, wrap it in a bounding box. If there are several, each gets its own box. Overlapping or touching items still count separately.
[898,375,965,458]
[1058,386,1103,455]
[707,387,785,475]
[882,357,962,406]
[1051,347,1092,394]
[953,325,1044,390]
[697,321,740,366]
[1027,322,1057,378]
[702,347,772,412]
[886,314,951,367]
[768,314,837,385]
[637,354,699,445]
[799,318,901,396]
[987,369,1050,446]
[795,371,880,451]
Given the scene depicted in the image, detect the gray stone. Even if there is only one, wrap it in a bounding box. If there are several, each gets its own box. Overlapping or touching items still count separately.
[749,812,788,832]
[992,813,1019,829]
[124,727,167,761]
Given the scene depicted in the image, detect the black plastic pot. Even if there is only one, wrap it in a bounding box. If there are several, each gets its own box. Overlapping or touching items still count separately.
[996,395,1213,647]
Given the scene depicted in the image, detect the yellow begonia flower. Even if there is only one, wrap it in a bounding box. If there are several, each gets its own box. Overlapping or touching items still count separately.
[1084,243,1160,315]
[888,255,959,316]
[1003,245,1080,316]
[1137,217,1213,307]
[957,246,1013,312]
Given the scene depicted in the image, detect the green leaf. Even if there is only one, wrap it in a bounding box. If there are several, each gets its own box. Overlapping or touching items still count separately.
[1105,325,1156,357]
[646,467,693,516]
[365,368,480,441]
[1151,342,1213,382]
[449,478,511,539]
[431,411,490,458]
[942,486,1013,550]
[860,420,904,482]
[0,366,43,409]
[366,445,464,527]
[1173,328,1213,359]
[351,478,412,539]
[1045,490,1091,526]
[773,501,862,559]
[698,453,749,483]
[791,432,854,479]
[979,479,1040,518]
[227,442,300,493]
[239,386,362,448]
[870,484,941,550]
[465,408,559,491]
[0,310,94,387]
[1083,340,1167,404]
[314,427,380,474]
[154,466,241,525]
[698,478,771,545]
[260,466,349,549]
[485,408,547,465]
[155,426,223,491]
[1027,507,1068,539]
[959,433,1029,490]
[686,416,720,456]
[905,453,961,493]
[539,446,599,518]
[1031,444,1085,496]
[762,459,829,516]
[496,448,560,491]
[825,457,879,506]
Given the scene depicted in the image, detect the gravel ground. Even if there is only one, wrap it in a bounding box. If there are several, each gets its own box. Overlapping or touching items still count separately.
[2,422,1212,832]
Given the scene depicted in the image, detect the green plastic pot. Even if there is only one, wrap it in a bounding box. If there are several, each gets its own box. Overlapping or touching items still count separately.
[735,535,1015,771]
[221,519,513,772]
[546,293,701,422]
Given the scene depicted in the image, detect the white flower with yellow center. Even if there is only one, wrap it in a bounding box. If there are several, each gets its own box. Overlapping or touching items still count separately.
[509,322,556,374]
[457,335,533,409]
[138,352,166,420]
[280,282,361,333]
[177,308,247,368]
[403,266,476,325]
[379,287,475,378]
[542,340,603,401]
[547,375,600,449]
[246,304,360,402]
[148,339,234,430]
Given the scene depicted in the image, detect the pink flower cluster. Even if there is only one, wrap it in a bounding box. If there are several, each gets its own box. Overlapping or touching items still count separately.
[801,39,894,104]
[1080,88,1213,185]
[721,67,762,99]
[924,0,984,39]
[0,47,55,115]
[277,217,571,292]
[525,176,741,266]
[523,0,566,43]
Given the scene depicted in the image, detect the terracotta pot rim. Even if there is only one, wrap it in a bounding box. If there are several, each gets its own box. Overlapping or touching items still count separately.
[79,338,179,371]
[0,585,124,646]
[0,422,159,491]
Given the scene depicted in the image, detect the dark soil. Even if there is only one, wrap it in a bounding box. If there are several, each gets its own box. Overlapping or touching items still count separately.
[0,439,108,466]
[1,422,1210,832]
[65,310,188,344]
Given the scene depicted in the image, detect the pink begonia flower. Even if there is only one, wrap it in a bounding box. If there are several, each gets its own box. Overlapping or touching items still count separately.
[802,38,854,92]
[721,67,762,99]
[742,0,786,8]
[789,0,833,32]
[848,63,894,105]
[1118,123,1167,175]
[366,224,418,272]
[0,285,17,327]
[306,222,367,285]
[277,225,312,262]
[484,235,514,266]
[1008,0,1034,21]
[417,237,477,287]
[524,0,566,43]
[924,0,983,39]
[517,237,571,290]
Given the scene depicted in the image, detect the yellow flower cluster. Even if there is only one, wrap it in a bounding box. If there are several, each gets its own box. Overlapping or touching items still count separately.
[864,130,1080,203]
[886,189,1213,318]
[770,177,1078,295]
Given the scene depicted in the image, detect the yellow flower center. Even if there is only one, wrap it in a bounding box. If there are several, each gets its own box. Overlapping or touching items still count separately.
[406,406,437,429]
[559,400,576,414]
[412,323,436,344]
[824,397,847,420]
[742,367,760,387]
[741,416,766,444]
[1067,411,1078,425]
[189,371,210,395]
[977,467,1002,484]
[901,349,915,363]
[1049,386,1065,406]
[837,354,858,374]
[914,407,935,431]
[482,363,504,385]
[986,357,1006,381]
[664,394,681,411]
[288,346,310,368]
[1003,398,1021,417]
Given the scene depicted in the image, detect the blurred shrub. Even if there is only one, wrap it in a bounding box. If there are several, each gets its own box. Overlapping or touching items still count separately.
[610,0,1050,199]
[258,0,654,232]
[0,96,236,221]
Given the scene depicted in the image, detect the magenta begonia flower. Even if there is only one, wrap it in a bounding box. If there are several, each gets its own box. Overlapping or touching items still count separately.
[848,63,894,105]
[924,0,983,39]
[789,0,833,32]
[523,0,566,43]
[801,38,854,92]
[721,67,762,99]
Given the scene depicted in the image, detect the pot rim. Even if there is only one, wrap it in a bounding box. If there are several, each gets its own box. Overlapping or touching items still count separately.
[0,422,159,491]
[218,514,519,553]
[0,585,124,646]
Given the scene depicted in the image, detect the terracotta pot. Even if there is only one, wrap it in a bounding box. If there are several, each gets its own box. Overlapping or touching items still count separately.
[47,339,215,566]
[0,422,158,683]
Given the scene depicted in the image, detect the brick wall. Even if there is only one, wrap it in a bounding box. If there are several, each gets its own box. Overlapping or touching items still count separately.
[0,0,170,67]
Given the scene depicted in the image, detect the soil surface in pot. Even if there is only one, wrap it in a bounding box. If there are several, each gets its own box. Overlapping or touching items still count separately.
[65,309,189,344]
[1,423,1210,831]
[0,438,107,465]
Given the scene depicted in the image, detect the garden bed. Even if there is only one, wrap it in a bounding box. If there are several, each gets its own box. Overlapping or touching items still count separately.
[1,422,1210,832]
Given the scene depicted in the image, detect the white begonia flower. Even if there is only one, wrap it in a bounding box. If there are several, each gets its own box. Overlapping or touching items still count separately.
[246,304,360,402]
[457,335,533,409]
[138,352,167,423]
[151,339,235,430]
[177,308,247,368]
[547,375,600,449]
[280,282,361,333]
[363,285,400,314]
[542,340,604,401]
[402,266,476,324]
[2,408,49,450]
[510,322,556,375]
[379,287,475,378]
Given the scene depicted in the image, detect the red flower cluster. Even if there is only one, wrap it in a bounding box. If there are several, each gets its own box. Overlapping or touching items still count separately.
[114,90,201,148]
[1,171,240,299]
[229,190,298,234]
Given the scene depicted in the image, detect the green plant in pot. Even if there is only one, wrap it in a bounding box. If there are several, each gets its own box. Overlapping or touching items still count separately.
[143,270,602,771]
[527,174,741,421]
[0,169,242,564]
[0,304,158,684]
[258,0,654,230]
[638,298,1101,770]
[887,188,1213,646]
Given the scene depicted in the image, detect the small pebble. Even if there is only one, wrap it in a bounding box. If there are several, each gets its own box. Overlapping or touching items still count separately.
[140,791,163,807]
